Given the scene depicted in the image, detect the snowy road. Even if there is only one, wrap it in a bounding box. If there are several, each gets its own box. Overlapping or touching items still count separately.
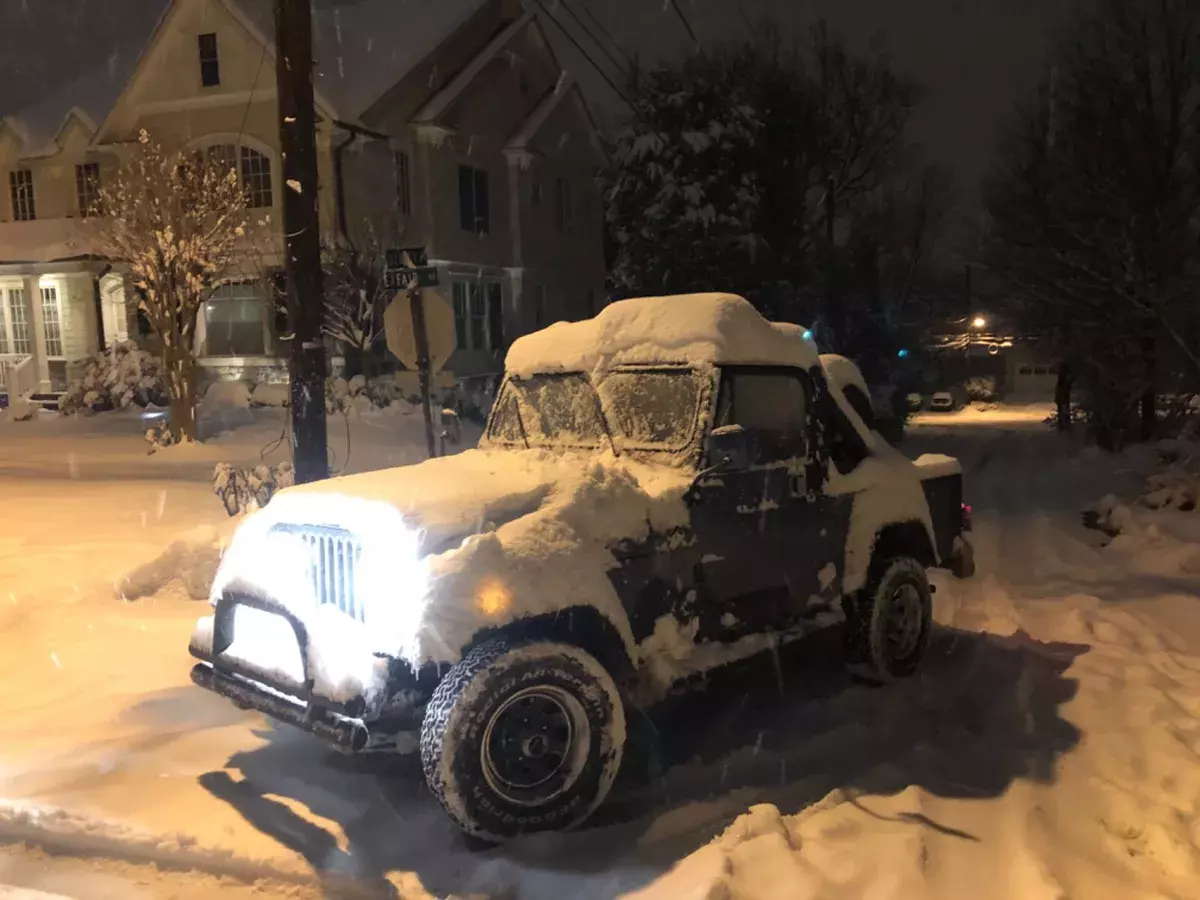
[3,405,1200,898]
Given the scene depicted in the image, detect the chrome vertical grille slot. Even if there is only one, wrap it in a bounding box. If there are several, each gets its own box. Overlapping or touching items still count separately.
[270,523,364,620]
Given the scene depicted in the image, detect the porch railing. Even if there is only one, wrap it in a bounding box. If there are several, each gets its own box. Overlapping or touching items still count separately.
[0,356,38,400]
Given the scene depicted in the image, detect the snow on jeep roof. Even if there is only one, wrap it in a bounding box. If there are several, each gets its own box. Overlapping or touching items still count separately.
[505,293,818,377]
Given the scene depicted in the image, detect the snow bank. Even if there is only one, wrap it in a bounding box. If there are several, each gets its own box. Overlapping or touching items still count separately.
[506,293,817,377]
[249,382,289,408]
[626,793,939,900]
[118,522,236,601]
[201,380,251,409]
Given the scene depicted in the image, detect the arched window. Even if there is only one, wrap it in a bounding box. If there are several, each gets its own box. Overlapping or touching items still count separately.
[193,142,273,209]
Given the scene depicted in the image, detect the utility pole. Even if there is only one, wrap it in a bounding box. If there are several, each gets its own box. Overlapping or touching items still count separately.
[274,0,328,483]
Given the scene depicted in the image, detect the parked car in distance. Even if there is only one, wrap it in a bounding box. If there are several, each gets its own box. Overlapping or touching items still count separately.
[906,393,924,412]
[929,392,955,412]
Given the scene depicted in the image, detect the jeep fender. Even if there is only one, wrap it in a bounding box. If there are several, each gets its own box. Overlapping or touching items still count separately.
[841,473,938,594]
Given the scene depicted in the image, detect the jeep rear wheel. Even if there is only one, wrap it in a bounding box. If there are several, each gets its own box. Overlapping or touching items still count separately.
[420,639,626,843]
[844,556,933,682]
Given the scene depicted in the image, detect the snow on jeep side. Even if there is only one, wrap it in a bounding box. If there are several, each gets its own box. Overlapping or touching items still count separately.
[187,292,975,842]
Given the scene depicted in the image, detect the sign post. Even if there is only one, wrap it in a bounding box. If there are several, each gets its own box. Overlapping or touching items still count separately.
[383,247,453,459]
[409,286,436,458]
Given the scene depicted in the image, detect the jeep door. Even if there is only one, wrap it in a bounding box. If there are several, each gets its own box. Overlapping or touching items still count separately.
[689,366,832,639]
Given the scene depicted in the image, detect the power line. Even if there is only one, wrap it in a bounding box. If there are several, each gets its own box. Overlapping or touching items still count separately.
[667,0,700,49]
[533,0,634,109]
[558,0,629,80]
[572,0,634,69]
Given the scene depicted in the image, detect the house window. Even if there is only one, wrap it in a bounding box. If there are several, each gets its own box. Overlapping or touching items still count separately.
[198,33,220,87]
[394,151,411,216]
[554,177,573,235]
[451,280,502,350]
[452,282,469,349]
[195,143,272,208]
[239,146,273,208]
[41,286,63,358]
[458,165,489,234]
[204,282,266,356]
[9,170,35,221]
[5,288,29,355]
[486,282,503,351]
[75,163,100,217]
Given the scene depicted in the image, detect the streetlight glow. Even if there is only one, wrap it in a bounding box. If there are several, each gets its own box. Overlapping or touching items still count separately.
[971,316,987,329]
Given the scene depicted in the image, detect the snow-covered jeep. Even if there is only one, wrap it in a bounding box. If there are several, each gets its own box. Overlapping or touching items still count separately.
[189,293,974,842]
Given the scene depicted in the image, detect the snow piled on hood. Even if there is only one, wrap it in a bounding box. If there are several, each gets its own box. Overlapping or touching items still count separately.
[214,448,694,672]
[412,452,692,667]
[505,293,817,378]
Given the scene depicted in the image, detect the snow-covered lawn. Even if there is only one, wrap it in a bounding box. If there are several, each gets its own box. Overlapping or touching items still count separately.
[2,402,1200,899]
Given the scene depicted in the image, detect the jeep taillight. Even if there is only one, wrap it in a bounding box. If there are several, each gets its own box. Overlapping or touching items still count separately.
[962,503,973,532]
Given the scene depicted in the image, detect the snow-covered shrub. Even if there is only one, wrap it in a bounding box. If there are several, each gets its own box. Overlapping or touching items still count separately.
[213,461,295,516]
[144,421,180,451]
[325,373,401,415]
[964,376,998,402]
[59,341,166,415]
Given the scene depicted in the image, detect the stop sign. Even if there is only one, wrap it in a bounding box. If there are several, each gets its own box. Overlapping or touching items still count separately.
[383,287,456,372]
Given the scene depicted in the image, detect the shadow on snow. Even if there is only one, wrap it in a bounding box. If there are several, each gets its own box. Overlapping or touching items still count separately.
[194,624,1087,899]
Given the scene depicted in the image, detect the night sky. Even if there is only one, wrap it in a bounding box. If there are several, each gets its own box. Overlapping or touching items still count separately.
[0,0,1073,204]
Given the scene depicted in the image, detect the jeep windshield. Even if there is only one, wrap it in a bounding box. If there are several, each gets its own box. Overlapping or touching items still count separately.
[486,368,703,452]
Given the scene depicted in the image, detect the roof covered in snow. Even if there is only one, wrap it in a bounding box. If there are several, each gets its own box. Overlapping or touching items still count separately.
[234,0,489,120]
[505,293,819,377]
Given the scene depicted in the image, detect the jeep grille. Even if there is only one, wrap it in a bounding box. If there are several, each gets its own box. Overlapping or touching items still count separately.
[271,523,364,621]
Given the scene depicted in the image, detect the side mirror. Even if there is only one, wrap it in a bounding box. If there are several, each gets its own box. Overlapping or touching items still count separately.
[705,424,751,471]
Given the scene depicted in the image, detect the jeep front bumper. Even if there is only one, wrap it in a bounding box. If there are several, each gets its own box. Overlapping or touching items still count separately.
[188,592,422,754]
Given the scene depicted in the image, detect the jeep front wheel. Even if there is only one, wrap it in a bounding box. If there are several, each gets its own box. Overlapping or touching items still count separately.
[420,639,626,842]
[844,556,933,682]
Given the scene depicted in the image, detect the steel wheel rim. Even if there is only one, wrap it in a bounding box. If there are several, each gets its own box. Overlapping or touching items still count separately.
[480,685,590,808]
[885,583,924,660]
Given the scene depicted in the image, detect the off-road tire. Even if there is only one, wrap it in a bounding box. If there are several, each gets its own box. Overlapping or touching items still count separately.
[420,639,626,843]
[844,556,932,683]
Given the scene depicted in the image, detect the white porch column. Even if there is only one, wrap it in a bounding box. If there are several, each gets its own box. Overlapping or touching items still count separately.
[22,273,49,391]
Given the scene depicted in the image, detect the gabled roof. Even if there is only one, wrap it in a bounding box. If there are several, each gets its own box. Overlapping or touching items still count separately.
[412,10,534,125]
[233,0,489,121]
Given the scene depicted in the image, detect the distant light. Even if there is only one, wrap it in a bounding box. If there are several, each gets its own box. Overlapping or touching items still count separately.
[971,316,987,329]
[897,348,909,359]
[802,329,814,341]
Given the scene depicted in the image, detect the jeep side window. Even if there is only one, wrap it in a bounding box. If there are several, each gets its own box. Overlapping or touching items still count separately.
[715,369,808,462]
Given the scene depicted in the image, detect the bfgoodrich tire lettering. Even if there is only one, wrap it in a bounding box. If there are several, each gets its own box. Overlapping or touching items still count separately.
[420,639,626,842]
[844,555,932,682]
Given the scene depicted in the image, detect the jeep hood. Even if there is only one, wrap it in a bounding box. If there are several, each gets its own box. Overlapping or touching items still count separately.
[273,448,626,555]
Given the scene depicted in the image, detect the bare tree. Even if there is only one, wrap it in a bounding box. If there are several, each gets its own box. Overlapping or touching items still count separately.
[985,0,1200,448]
[321,230,390,377]
[95,131,249,441]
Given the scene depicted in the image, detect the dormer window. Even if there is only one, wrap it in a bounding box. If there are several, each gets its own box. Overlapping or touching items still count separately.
[198,33,220,87]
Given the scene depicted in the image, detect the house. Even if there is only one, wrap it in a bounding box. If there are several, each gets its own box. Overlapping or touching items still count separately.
[0,0,607,404]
